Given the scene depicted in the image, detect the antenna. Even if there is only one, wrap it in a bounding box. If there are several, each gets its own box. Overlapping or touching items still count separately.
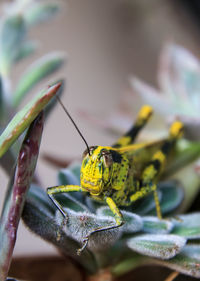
[56,96,91,155]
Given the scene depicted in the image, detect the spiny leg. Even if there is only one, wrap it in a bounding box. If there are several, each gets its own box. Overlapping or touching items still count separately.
[113,105,153,148]
[130,121,184,219]
[47,185,85,240]
[77,197,124,255]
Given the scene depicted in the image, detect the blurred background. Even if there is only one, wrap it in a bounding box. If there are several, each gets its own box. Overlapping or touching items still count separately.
[1,0,200,257]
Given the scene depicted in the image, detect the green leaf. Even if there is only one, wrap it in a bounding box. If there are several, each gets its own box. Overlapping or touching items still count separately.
[57,163,81,186]
[97,207,143,234]
[0,82,62,158]
[0,15,26,75]
[13,53,65,107]
[149,181,184,216]
[164,140,200,177]
[131,190,162,216]
[24,3,60,26]
[127,234,186,259]
[172,213,200,239]
[27,184,56,218]
[159,44,200,115]
[0,113,43,280]
[58,168,80,186]
[14,41,37,63]
[157,244,200,278]
[142,216,174,234]
[54,193,89,213]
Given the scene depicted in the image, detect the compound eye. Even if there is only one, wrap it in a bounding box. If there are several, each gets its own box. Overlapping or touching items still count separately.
[102,151,113,167]
[82,146,97,159]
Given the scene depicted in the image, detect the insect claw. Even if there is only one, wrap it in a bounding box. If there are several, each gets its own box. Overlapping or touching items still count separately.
[77,237,89,255]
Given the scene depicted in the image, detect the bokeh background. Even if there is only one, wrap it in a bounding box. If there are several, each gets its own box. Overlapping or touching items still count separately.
[1,0,200,257]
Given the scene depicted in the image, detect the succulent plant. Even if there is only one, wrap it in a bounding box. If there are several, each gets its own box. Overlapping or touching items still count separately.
[22,161,200,279]
[24,44,200,280]
[0,0,200,280]
[79,44,200,142]
[0,0,65,279]
[131,44,200,142]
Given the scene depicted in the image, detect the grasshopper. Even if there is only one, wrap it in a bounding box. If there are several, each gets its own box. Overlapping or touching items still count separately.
[47,101,183,254]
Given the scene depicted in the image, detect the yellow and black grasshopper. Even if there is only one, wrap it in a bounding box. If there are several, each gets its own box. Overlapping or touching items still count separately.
[47,99,183,254]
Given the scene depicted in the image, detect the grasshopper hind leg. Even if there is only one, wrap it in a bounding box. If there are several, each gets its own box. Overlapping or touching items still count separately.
[129,121,184,219]
[113,105,153,148]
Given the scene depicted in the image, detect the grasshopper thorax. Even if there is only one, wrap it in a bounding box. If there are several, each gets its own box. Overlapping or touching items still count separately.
[80,145,123,195]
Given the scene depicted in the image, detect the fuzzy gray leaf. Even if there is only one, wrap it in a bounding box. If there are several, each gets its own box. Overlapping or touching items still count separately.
[55,208,122,251]
[172,213,200,239]
[142,216,174,234]
[127,234,186,259]
[23,190,97,273]
[157,244,200,278]
[97,207,143,234]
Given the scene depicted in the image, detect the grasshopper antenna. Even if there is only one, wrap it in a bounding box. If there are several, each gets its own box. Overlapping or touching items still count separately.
[56,96,91,155]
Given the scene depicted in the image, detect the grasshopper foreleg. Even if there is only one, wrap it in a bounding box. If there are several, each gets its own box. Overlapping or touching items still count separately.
[77,197,124,255]
[47,185,85,241]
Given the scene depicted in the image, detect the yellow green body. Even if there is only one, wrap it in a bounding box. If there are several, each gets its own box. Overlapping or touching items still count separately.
[47,105,183,254]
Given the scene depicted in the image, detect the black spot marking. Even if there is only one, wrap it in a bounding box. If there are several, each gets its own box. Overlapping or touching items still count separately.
[125,125,141,139]
[110,150,122,163]
[151,159,161,171]
[161,141,171,155]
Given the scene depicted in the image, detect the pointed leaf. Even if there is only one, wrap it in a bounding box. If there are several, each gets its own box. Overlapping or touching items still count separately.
[0,15,26,74]
[172,213,200,239]
[24,3,60,26]
[13,53,65,107]
[0,82,62,158]
[0,112,43,280]
[158,44,200,115]
[130,77,174,115]
[14,41,37,63]
[127,234,186,259]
